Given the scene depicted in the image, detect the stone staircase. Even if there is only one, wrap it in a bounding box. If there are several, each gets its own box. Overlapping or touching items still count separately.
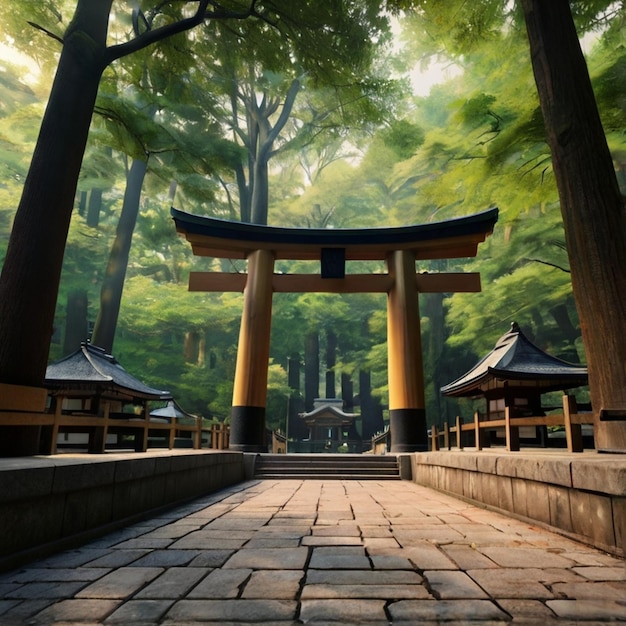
[253,453,401,480]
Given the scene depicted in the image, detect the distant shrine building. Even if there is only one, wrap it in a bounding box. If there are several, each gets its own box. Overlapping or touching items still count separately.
[172,207,498,453]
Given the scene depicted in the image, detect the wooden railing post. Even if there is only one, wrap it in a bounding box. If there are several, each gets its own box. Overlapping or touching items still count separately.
[505,406,520,451]
[194,419,201,449]
[431,425,439,451]
[48,396,62,455]
[455,415,464,450]
[474,410,482,451]
[564,394,583,452]
[168,417,176,449]
[89,400,109,453]
[443,421,450,450]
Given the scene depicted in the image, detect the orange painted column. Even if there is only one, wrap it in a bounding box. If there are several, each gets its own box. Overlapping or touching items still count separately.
[230,249,275,452]
[386,250,428,452]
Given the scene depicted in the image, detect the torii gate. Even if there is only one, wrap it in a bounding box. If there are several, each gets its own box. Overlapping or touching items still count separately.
[172,207,498,453]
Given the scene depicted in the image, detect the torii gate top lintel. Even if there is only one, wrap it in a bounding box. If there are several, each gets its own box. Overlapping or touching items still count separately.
[171,207,499,261]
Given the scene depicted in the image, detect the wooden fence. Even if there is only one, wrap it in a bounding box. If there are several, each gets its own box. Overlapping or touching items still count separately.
[429,394,593,453]
[0,399,230,454]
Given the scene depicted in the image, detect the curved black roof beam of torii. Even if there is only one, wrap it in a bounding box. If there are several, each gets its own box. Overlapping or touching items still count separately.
[171,207,499,261]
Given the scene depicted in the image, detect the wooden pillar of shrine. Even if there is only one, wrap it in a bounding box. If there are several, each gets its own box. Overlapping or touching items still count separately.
[229,249,275,452]
[386,250,428,452]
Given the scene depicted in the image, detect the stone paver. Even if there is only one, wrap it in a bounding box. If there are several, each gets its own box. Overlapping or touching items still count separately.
[424,570,489,599]
[0,477,624,624]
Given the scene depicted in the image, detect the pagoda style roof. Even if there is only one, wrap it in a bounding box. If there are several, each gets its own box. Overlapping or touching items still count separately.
[150,400,197,421]
[440,322,588,398]
[45,343,172,401]
[299,400,358,425]
[171,207,498,261]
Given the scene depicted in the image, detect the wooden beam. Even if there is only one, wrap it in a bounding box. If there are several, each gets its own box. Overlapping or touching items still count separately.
[189,272,247,292]
[189,271,482,294]
[275,274,392,293]
[416,272,481,292]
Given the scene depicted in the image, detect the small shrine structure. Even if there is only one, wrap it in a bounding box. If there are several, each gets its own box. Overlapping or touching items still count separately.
[44,343,189,453]
[298,398,361,453]
[441,322,588,446]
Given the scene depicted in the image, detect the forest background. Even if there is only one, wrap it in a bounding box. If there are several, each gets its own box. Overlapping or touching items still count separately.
[0,1,624,437]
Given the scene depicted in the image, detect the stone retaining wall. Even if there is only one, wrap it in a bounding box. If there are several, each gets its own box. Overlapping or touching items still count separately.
[410,450,625,557]
[0,450,245,571]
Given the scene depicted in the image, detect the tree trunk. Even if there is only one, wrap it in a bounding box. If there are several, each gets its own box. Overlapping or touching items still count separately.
[287,354,307,440]
[91,158,148,353]
[549,302,580,363]
[86,187,103,228]
[183,331,197,363]
[78,190,87,217]
[521,0,626,451]
[341,372,354,412]
[304,331,319,411]
[325,329,337,399]
[0,0,112,387]
[359,369,373,439]
[63,289,89,356]
[422,291,445,427]
[250,154,269,225]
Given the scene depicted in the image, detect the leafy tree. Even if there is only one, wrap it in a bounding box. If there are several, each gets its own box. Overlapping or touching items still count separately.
[188,3,400,225]
[0,1,269,455]
[0,0,258,396]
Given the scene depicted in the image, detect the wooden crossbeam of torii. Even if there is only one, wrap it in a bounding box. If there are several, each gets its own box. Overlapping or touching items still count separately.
[188,271,482,294]
[171,207,499,453]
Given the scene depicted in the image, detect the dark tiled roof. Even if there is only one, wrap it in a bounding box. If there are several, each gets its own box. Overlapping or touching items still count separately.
[441,322,588,397]
[45,343,171,401]
[150,400,196,419]
[299,404,358,420]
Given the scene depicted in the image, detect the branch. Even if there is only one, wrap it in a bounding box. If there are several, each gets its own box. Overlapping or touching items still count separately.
[26,21,63,45]
[266,78,301,145]
[525,258,570,273]
[93,105,149,157]
[105,1,258,64]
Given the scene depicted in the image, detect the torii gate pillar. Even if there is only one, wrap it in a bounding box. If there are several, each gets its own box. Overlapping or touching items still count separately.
[230,249,275,452]
[387,250,428,452]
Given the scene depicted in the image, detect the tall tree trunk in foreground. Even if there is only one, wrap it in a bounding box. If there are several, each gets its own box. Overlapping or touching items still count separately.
[91,158,148,353]
[0,1,113,387]
[521,0,626,451]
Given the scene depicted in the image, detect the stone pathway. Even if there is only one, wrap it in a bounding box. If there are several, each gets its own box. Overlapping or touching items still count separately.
[0,479,624,624]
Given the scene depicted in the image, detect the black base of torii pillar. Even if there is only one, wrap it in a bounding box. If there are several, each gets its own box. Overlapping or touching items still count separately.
[229,249,274,452]
[387,250,428,452]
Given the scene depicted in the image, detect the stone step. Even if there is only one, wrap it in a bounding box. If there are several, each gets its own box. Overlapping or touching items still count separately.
[254,470,401,480]
[254,453,400,480]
